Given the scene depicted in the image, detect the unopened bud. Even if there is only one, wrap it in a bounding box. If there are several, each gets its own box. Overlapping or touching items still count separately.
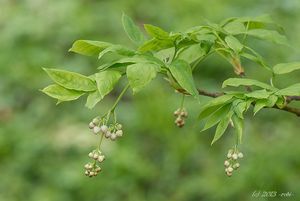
[100,125,108,133]
[224,160,230,167]
[238,152,244,158]
[89,122,95,129]
[98,155,105,162]
[110,133,117,141]
[88,152,93,158]
[93,126,101,134]
[92,118,99,124]
[116,124,122,130]
[232,153,238,160]
[116,130,123,137]
[105,131,111,138]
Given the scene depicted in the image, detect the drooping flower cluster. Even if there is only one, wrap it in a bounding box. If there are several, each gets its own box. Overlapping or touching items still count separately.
[89,118,123,141]
[85,117,124,177]
[224,148,244,177]
[84,149,105,177]
[174,108,188,127]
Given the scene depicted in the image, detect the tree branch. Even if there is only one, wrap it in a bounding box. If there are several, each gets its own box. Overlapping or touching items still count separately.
[177,88,300,117]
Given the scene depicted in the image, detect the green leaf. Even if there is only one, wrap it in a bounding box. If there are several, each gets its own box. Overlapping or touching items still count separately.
[41,84,85,102]
[95,70,122,98]
[43,68,97,92]
[69,40,111,56]
[222,78,275,90]
[198,104,223,120]
[202,104,231,131]
[273,62,300,74]
[200,95,234,111]
[232,114,243,144]
[177,44,206,64]
[225,35,243,53]
[127,63,159,93]
[276,83,300,96]
[245,29,289,46]
[168,59,199,98]
[211,110,233,145]
[240,52,269,70]
[253,95,278,115]
[223,21,246,35]
[85,90,102,109]
[144,24,169,39]
[245,89,271,99]
[98,54,164,70]
[98,45,135,60]
[122,13,144,45]
[232,100,247,119]
[138,38,174,53]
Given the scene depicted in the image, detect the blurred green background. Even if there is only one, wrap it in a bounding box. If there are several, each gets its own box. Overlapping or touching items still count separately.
[1,0,300,201]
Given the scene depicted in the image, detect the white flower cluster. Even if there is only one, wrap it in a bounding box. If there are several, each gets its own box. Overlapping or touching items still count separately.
[84,150,105,177]
[224,149,243,177]
[89,118,123,141]
[174,108,188,127]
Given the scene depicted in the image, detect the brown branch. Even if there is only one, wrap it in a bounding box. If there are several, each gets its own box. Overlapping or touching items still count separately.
[177,88,300,117]
[286,96,300,103]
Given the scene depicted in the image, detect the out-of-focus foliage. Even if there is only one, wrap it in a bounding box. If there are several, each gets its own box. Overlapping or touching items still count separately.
[0,0,300,201]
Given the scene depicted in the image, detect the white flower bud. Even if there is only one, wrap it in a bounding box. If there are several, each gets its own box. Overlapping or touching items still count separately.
[233,163,240,169]
[89,171,95,176]
[88,152,93,158]
[226,172,232,177]
[110,133,117,141]
[93,153,99,160]
[95,167,101,172]
[116,130,123,137]
[105,131,111,138]
[92,118,99,124]
[238,152,244,158]
[85,170,89,176]
[84,164,90,169]
[89,122,95,129]
[232,153,238,160]
[227,167,233,173]
[93,126,101,134]
[224,160,230,167]
[98,155,105,162]
[100,125,108,133]
[116,124,122,130]
[227,153,232,159]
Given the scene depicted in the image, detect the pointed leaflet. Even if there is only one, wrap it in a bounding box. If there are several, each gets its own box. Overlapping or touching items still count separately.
[69,40,111,56]
[177,44,206,64]
[225,35,243,53]
[127,63,160,94]
[232,100,247,119]
[253,95,278,115]
[95,70,122,98]
[43,68,97,92]
[211,110,234,145]
[41,84,85,102]
[85,90,102,109]
[232,114,244,144]
[245,29,289,46]
[98,45,135,60]
[144,24,169,39]
[273,62,300,74]
[245,89,271,99]
[202,104,231,131]
[222,78,275,90]
[168,59,199,99]
[200,94,233,110]
[138,38,174,53]
[122,13,144,45]
[275,83,300,96]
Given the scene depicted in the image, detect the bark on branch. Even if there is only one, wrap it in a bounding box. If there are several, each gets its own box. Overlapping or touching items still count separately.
[177,88,300,117]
